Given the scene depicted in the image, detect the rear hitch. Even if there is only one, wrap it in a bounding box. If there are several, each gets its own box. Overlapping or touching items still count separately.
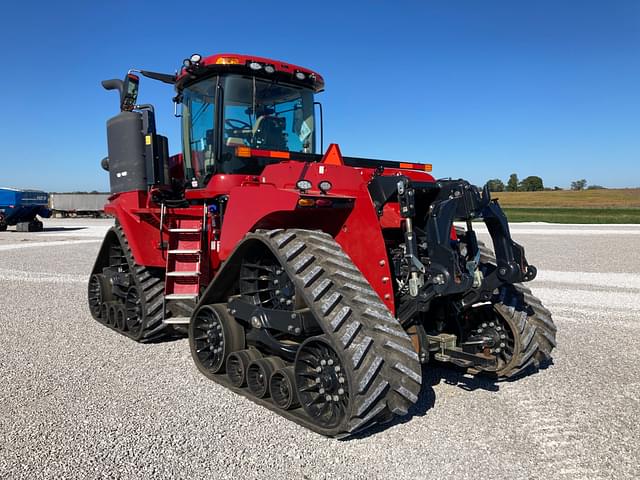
[421,179,537,304]
[371,175,536,326]
[426,333,497,369]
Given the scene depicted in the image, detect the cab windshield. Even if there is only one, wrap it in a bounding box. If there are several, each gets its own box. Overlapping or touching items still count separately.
[222,75,315,155]
[181,74,315,182]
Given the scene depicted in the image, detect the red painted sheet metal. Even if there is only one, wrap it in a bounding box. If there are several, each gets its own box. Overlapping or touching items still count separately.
[105,191,166,268]
[108,142,439,315]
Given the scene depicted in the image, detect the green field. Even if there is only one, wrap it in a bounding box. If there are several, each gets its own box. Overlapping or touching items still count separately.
[502,207,640,224]
[490,189,640,223]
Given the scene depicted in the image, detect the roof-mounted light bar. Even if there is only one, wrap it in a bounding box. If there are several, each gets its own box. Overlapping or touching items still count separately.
[174,54,325,92]
[215,56,240,65]
[399,162,433,172]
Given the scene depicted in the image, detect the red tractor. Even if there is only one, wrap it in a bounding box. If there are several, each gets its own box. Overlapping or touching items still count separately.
[91,53,556,437]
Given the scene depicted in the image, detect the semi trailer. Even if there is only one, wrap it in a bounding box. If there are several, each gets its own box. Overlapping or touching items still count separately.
[49,193,110,217]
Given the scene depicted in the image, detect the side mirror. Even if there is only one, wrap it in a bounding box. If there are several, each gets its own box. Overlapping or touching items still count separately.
[101,73,139,111]
[120,74,139,111]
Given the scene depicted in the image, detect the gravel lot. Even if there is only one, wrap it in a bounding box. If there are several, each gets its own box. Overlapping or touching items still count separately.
[1,219,639,479]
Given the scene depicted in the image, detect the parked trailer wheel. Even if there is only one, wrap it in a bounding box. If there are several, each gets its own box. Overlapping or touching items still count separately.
[30,219,43,232]
[16,220,43,232]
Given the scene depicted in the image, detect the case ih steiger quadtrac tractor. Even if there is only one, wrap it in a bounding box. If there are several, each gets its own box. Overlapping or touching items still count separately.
[91,52,556,437]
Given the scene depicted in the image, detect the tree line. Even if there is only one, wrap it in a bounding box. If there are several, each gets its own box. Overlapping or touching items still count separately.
[485,175,606,192]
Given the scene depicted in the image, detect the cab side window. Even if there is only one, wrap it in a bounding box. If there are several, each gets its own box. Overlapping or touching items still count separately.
[181,77,217,183]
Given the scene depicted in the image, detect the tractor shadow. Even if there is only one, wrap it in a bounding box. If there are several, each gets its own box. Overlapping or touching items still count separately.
[344,364,501,441]
[144,330,188,344]
[0,227,87,234]
[346,358,555,440]
[43,227,87,232]
[427,364,501,392]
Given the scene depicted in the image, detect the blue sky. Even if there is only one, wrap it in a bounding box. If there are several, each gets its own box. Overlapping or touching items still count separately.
[1,0,638,191]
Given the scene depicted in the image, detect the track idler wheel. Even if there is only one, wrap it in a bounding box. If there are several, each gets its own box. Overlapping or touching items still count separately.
[226,349,262,387]
[189,304,246,378]
[114,305,127,331]
[88,274,112,322]
[295,335,351,430]
[270,366,300,410]
[106,303,118,327]
[247,357,286,399]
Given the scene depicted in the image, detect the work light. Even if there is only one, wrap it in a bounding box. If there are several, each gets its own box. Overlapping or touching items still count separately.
[318,181,332,193]
[296,180,312,191]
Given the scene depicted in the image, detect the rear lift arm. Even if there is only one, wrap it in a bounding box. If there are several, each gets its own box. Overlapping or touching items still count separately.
[428,180,536,306]
[369,175,537,367]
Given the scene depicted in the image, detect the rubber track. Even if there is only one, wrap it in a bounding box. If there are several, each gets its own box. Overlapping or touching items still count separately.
[255,229,423,435]
[105,224,168,342]
[474,234,557,378]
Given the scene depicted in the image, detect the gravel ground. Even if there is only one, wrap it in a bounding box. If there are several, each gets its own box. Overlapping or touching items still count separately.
[1,219,639,479]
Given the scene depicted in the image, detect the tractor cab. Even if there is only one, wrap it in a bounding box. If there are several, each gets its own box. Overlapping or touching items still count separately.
[102,53,324,195]
[181,72,317,183]
[175,54,323,189]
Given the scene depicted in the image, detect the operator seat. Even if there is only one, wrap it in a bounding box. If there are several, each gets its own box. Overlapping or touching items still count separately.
[219,109,287,174]
[224,114,287,151]
[253,115,287,151]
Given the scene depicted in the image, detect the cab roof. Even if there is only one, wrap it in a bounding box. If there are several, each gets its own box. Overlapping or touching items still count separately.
[176,53,325,92]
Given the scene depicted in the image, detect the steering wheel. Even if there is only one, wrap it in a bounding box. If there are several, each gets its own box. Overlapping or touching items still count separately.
[225,119,252,131]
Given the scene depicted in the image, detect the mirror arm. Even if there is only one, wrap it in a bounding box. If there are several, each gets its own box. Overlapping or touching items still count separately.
[135,104,155,114]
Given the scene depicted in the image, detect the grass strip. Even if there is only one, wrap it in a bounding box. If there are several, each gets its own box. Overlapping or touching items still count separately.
[502,207,640,224]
